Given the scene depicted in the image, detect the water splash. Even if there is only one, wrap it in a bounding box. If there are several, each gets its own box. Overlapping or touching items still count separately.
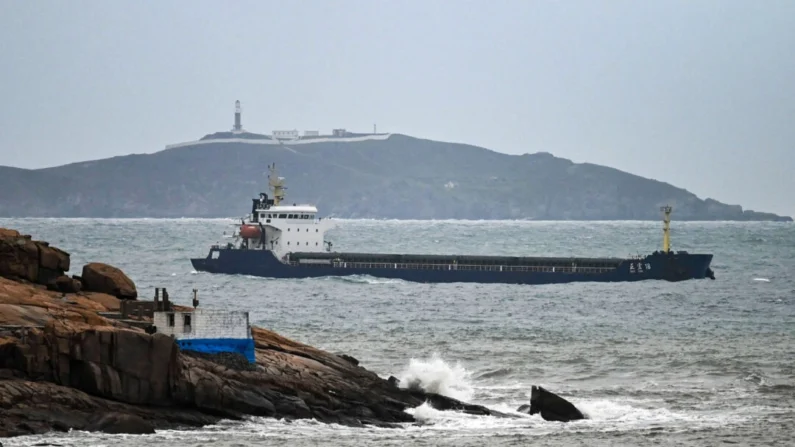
[398,353,474,402]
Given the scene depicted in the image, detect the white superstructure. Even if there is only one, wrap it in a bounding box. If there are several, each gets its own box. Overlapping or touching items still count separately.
[219,163,336,259]
[165,132,390,150]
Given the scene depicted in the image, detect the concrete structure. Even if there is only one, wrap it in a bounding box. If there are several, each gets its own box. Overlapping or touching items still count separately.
[303,130,319,137]
[272,130,299,140]
[153,308,255,362]
[120,287,173,319]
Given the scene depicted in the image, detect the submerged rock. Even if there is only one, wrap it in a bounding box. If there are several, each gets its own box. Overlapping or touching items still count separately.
[517,385,585,422]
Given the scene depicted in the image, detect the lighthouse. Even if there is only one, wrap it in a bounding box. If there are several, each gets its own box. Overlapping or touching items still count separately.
[233,100,242,132]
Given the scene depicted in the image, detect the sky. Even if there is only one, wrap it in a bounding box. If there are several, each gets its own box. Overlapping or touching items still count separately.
[0,0,793,217]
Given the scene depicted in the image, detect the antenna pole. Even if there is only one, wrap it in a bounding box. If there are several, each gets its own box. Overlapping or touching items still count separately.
[268,163,285,206]
[661,205,672,253]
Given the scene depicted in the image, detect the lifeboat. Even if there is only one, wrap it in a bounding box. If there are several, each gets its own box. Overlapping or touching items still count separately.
[239,224,261,239]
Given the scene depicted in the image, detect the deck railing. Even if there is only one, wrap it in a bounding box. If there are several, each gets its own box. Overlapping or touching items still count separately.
[289,260,616,274]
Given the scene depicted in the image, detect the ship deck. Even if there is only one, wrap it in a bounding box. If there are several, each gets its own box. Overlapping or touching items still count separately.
[288,251,625,273]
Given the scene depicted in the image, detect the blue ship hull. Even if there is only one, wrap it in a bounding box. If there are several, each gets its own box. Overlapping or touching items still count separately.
[176,337,256,363]
[191,249,714,284]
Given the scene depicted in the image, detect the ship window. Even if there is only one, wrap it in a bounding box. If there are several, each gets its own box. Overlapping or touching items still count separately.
[287,242,290,245]
[316,242,318,246]
[288,228,290,231]
[278,214,287,218]
[316,229,319,232]
[306,242,309,246]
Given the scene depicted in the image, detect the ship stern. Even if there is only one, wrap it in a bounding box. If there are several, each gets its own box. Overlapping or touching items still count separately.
[191,247,221,273]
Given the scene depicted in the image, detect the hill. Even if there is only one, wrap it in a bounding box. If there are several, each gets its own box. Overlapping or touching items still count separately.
[0,134,791,221]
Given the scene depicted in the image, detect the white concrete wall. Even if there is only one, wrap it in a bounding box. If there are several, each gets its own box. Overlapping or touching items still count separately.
[154,309,251,340]
[272,130,299,140]
[164,133,391,149]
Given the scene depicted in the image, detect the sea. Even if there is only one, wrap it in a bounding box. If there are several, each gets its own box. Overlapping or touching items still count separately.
[1,218,793,447]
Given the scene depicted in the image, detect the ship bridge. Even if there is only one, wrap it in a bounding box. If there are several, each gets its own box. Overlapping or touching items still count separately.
[229,164,335,257]
[246,205,335,257]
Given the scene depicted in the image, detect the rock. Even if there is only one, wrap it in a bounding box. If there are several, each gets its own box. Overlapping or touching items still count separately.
[38,245,70,274]
[1,312,525,435]
[0,229,70,286]
[86,412,155,434]
[182,350,258,372]
[518,385,585,422]
[0,276,120,327]
[0,228,21,238]
[0,237,40,283]
[54,275,81,293]
[2,235,541,438]
[339,354,359,366]
[81,263,137,299]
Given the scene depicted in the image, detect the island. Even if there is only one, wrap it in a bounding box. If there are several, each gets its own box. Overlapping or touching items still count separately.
[0,133,790,221]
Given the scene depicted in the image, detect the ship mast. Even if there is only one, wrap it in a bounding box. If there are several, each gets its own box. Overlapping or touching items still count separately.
[268,163,286,206]
[661,205,672,253]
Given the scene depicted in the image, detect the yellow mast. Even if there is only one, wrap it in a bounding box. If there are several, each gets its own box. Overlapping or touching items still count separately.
[660,205,672,253]
[268,163,286,206]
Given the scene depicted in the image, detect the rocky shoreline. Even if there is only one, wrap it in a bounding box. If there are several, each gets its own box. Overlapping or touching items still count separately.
[0,227,582,438]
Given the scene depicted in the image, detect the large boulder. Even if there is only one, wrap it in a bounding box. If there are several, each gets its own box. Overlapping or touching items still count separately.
[81,263,137,299]
[0,228,21,238]
[0,228,70,285]
[38,244,70,273]
[0,236,39,282]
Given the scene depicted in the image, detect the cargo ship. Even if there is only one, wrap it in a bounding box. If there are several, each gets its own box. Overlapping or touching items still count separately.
[190,164,715,284]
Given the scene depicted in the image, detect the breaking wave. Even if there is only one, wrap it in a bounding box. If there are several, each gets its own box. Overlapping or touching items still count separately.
[397,353,474,402]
